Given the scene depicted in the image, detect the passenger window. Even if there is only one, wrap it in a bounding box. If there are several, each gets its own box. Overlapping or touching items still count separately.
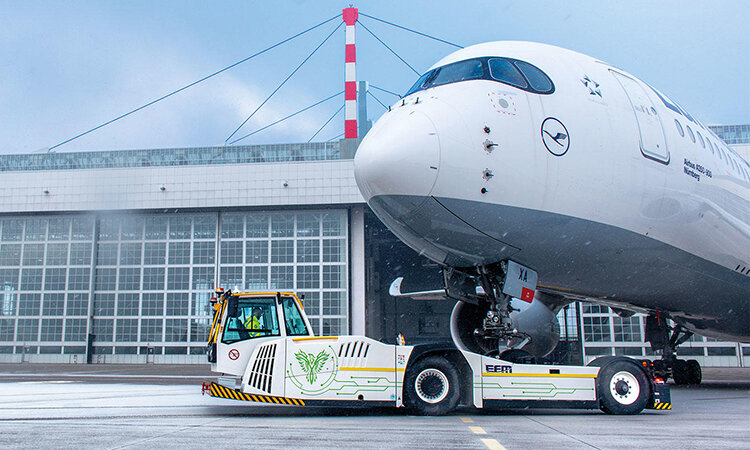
[674,119,684,137]
[686,126,695,143]
[696,131,705,148]
[513,60,554,93]
[488,58,528,89]
[429,59,485,88]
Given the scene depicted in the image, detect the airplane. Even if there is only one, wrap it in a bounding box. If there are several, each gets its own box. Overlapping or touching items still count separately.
[353,41,750,385]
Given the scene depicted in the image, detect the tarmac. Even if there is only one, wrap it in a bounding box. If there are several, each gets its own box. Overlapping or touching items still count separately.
[1,363,748,384]
[0,364,748,449]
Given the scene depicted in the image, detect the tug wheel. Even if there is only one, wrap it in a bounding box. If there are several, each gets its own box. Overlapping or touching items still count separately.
[404,356,460,415]
[597,359,650,415]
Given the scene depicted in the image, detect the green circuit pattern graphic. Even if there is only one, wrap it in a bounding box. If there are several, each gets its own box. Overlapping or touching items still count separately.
[288,372,399,397]
[480,381,594,398]
[328,375,398,397]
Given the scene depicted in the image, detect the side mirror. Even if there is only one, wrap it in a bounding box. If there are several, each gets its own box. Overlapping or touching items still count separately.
[227,297,239,318]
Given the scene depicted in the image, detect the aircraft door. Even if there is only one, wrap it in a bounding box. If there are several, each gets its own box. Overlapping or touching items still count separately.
[610,70,669,164]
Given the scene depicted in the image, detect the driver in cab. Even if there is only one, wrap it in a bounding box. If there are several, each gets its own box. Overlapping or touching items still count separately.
[243,307,264,337]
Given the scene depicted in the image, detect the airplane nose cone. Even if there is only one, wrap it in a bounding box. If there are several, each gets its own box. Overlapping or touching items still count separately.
[354,110,440,215]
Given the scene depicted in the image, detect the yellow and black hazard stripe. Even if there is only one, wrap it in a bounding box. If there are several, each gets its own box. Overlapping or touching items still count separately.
[208,382,305,406]
[652,402,671,410]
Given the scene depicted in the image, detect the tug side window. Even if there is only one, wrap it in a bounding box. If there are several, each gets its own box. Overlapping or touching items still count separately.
[282,296,310,336]
[222,297,280,343]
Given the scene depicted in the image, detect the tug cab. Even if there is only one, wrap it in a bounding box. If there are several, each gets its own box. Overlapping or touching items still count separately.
[207,289,314,377]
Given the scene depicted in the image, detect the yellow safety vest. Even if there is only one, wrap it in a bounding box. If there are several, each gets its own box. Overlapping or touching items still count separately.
[243,315,261,337]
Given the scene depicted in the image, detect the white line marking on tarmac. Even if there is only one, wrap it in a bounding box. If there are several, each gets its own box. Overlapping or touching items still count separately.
[460,417,474,423]
[469,426,487,434]
[481,438,507,450]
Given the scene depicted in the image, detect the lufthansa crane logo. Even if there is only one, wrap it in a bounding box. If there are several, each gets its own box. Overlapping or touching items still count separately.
[541,117,570,156]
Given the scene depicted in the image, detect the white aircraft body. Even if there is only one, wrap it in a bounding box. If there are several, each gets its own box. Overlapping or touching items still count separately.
[354,41,749,382]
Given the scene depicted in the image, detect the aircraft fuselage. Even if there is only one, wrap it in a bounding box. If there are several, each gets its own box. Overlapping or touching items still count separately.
[354,41,750,342]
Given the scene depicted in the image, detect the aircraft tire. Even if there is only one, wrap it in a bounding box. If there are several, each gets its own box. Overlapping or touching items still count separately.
[597,360,650,415]
[403,356,460,416]
[686,359,702,385]
[672,359,690,385]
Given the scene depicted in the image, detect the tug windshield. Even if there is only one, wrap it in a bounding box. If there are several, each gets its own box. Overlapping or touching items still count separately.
[222,296,280,343]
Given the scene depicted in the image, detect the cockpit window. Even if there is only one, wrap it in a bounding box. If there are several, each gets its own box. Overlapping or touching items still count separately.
[513,60,554,93]
[405,71,434,96]
[429,59,485,87]
[488,58,528,89]
[404,56,555,96]
[405,59,485,96]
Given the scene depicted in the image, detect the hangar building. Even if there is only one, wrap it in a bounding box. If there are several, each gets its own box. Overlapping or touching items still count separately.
[0,126,747,367]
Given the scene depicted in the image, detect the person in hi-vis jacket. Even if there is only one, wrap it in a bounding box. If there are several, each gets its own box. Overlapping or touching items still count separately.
[243,307,264,337]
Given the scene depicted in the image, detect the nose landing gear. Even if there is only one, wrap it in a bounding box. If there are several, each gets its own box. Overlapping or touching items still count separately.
[446,264,532,356]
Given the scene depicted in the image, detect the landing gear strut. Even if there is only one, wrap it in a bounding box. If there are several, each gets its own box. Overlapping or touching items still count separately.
[445,264,531,357]
[645,315,702,385]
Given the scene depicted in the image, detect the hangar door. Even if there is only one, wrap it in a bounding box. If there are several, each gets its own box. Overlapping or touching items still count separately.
[610,70,669,164]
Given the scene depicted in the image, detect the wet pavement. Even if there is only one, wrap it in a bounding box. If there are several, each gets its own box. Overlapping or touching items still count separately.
[0,365,748,449]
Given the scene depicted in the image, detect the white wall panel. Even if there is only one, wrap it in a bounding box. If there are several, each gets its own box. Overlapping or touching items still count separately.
[0,160,364,213]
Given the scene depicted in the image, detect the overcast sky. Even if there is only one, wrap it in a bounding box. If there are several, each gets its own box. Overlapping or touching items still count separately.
[2,0,748,154]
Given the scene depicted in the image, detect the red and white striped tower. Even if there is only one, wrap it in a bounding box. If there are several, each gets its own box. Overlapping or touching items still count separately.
[343,7,358,139]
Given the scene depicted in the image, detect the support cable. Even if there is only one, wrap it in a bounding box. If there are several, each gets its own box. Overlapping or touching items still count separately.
[357,20,420,76]
[370,84,402,98]
[226,21,343,143]
[229,90,344,145]
[327,132,345,142]
[367,90,389,111]
[48,13,340,152]
[308,104,345,143]
[359,12,463,49]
